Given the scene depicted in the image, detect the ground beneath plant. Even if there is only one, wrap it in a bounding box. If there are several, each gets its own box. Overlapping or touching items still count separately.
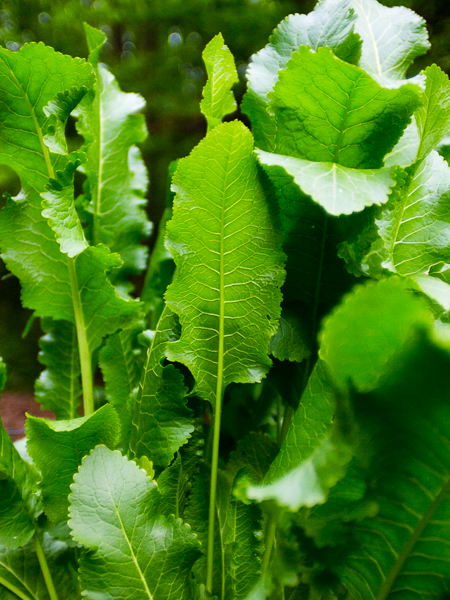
[0,392,54,441]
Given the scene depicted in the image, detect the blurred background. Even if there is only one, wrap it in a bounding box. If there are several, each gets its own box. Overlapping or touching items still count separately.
[0,0,449,393]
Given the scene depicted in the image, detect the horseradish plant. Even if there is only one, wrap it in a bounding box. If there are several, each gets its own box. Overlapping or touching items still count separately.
[1,0,450,598]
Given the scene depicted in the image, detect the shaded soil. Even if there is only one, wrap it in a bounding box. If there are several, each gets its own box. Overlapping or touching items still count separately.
[0,392,54,442]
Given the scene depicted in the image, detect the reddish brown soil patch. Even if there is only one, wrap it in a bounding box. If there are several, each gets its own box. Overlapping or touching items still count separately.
[0,393,55,441]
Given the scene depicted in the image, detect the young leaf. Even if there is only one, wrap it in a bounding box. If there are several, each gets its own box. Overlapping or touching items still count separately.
[99,322,144,449]
[157,454,190,519]
[257,150,396,216]
[69,446,201,600]
[241,364,348,511]
[264,362,335,482]
[165,120,285,403]
[224,497,263,600]
[243,0,361,150]
[74,23,151,280]
[26,404,120,524]
[200,33,238,131]
[41,159,88,258]
[416,64,450,161]
[352,0,430,87]
[35,317,81,420]
[268,309,312,363]
[270,47,420,169]
[128,306,193,468]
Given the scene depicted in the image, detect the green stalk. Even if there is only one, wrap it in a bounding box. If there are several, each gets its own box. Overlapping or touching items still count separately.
[206,389,223,593]
[0,575,34,600]
[67,257,94,416]
[33,534,59,600]
[261,518,277,575]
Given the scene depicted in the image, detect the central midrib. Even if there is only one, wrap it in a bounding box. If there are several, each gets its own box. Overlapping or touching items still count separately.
[376,476,450,600]
[106,479,153,599]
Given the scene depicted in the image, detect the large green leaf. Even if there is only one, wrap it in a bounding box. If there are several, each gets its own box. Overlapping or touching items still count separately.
[26,404,120,524]
[0,536,79,600]
[74,23,151,280]
[200,33,238,131]
[257,150,396,216]
[352,0,430,88]
[319,278,430,392]
[69,446,201,600]
[270,46,420,169]
[35,317,81,420]
[128,306,193,468]
[374,152,450,278]
[242,0,361,150]
[0,42,141,359]
[165,121,285,404]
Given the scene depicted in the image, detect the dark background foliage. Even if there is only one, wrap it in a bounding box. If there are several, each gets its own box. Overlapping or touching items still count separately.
[0,0,449,390]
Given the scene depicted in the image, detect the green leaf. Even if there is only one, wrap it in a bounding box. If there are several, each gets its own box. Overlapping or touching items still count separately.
[26,404,120,524]
[383,119,420,168]
[352,0,430,87]
[74,23,151,279]
[0,42,94,192]
[41,159,88,258]
[270,46,420,169]
[319,278,430,392]
[157,454,190,520]
[268,309,312,363]
[331,338,450,599]
[244,437,352,511]
[99,322,144,449]
[243,0,361,150]
[0,535,79,600]
[257,150,396,216]
[0,364,40,548]
[35,317,81,420]
[43,86,91,155]
[375,152,450,277]
[264,362,335,483]
[165,121,285,404]
[241,363,348,512]
[129,306,193,468]
[416,65,450,161]
[69,446,201,600]
[224,497,263,600]
[200,33,238,131]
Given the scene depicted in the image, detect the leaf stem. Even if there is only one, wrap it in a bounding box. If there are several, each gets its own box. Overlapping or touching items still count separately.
[0,575,34,600]
[206,390,223,593]
[67,257,94,416]
[261,517,277,575]
[33,533,59,600]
